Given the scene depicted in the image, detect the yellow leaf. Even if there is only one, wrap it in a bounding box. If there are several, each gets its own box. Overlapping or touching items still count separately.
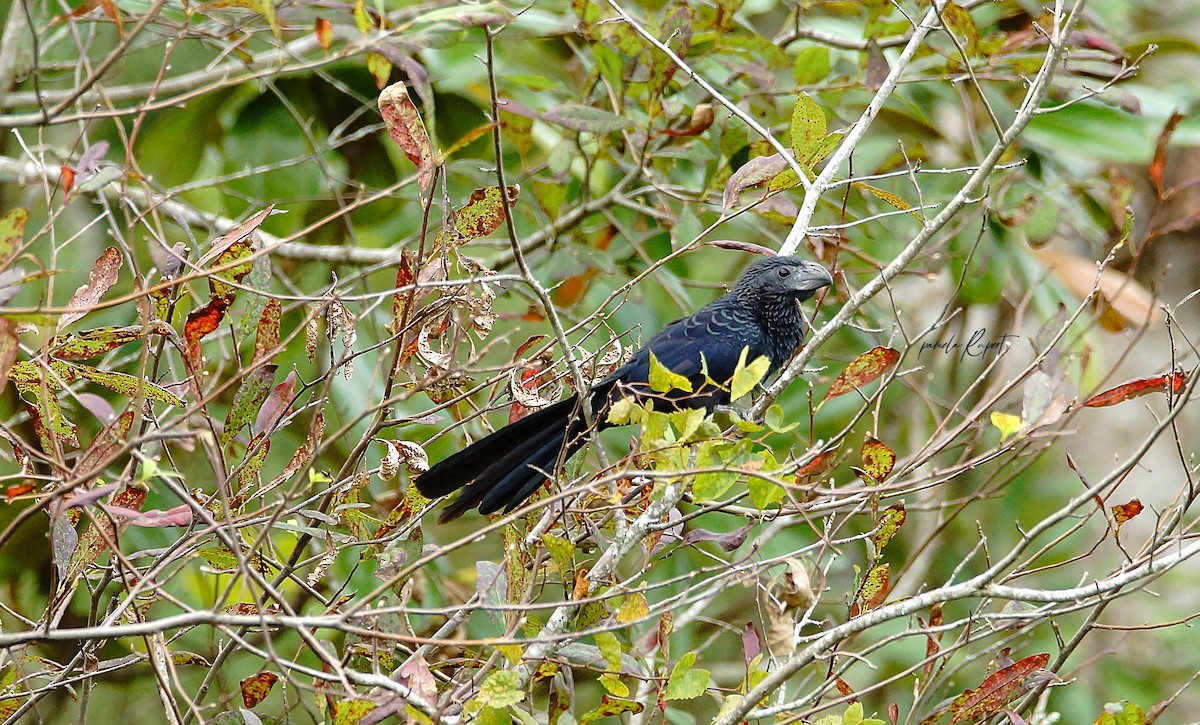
[991,411,1024,442]
[730,347,771,401]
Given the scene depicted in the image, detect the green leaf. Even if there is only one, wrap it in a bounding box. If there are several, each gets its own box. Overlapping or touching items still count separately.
[748,476,785,509]
[470,670,524,712]
[596,630,628,696]
[606,396,645,425]
[0,208,28,265]
[222,365,277,445]
[542,533,575,576]
[793,46,832,85]
[648,350,692,393]
[616,592,649,623]
[764,403,798,433]
[789,92,827,166]
[665,651,709,700]
[730,347,771,401]
[67,363,185,407]
[1095,701,1146,725]
[543,104,635,134]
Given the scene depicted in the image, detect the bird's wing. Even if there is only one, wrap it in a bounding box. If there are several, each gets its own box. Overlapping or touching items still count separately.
[599,302,764,393]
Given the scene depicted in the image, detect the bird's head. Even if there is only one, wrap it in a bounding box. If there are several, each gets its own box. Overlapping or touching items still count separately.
[734,256,833,302]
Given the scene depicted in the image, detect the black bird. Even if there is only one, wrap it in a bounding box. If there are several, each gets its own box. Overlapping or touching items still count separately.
[417,256,833,522]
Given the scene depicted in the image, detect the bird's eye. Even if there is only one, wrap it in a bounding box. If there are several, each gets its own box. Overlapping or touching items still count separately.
[777,267,791,278]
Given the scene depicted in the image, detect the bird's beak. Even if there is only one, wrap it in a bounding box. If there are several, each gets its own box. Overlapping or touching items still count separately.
[793,263,834,292]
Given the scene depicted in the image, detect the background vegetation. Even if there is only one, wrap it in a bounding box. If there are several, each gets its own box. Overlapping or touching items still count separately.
[0,0,1198,723]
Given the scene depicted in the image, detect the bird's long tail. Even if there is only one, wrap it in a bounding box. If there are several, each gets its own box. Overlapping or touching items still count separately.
[415,396,594,522]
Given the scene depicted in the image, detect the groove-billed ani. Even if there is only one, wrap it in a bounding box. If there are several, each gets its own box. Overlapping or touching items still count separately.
[417,256,833,522]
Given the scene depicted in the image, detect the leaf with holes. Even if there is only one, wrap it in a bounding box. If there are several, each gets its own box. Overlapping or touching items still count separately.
[455,186,520,243]
[59,247,121,330]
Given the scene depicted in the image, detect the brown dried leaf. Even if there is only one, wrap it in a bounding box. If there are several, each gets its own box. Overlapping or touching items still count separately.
[253,299,282,363]
[723,153,788,211]
[1150,111,1185,197]
[59,247,121,330]
[824,346,900,401]
[1033,246,1161,327]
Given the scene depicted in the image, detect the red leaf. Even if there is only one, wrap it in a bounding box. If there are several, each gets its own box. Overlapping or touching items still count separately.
[60,165,76,198]
[6,483,33,502]
[824,346,900,401]
[1150,111,1185,197]
[949,654,1051,723]
[314,17,332,50]
[240,671,279,708]
[184,297,229,371]
[1082,371,1186,408]
[254,370,297,435]
[794,449,837,481]
[1111,498,1143,530]
[378,82,436,197]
